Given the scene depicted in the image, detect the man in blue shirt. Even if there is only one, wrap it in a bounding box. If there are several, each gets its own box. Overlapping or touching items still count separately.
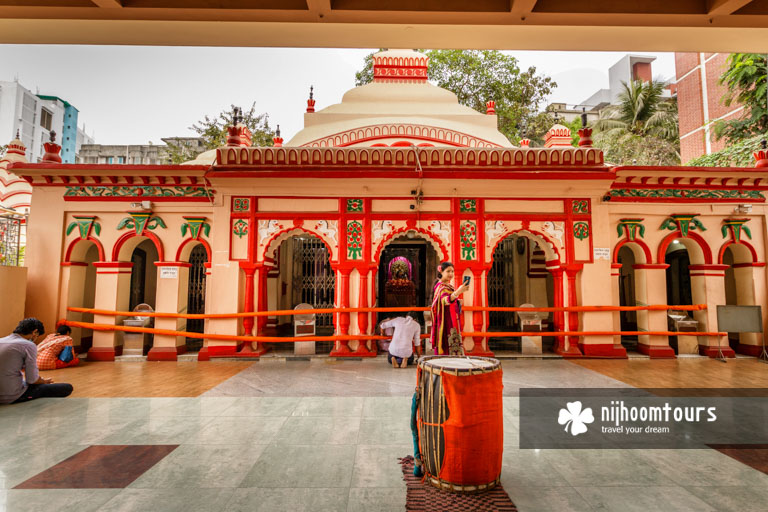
[0,318,73,404]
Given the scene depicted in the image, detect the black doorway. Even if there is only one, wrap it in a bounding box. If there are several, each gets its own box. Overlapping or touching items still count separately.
[378,242,427,325]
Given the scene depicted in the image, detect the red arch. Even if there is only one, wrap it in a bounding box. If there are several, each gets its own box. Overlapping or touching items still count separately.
[657,230,712,264]
[718,240,759,264]
[373,226,449,264]
[111,231,165,262]
[175,237,212,262]
[262,226,335,262]
[64,236,105,262]
[488,228,562,266]
[613,238,652,264]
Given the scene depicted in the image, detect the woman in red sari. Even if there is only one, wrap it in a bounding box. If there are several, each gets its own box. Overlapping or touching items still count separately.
[430,262,470,355]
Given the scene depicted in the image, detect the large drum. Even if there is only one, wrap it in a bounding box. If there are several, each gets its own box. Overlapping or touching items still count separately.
[417,356,503,493]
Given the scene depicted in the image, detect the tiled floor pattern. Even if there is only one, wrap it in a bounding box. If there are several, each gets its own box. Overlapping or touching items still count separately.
[2,358,766,511]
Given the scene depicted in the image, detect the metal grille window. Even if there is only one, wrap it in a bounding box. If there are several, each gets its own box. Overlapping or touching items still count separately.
[292,237,335,328]
[487,237,518,330]
[0,211,24,267]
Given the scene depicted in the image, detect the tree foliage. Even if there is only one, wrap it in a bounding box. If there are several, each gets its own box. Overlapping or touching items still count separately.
[190,102,274,151]
[687,133,766,167]
[355,49,556,144]
[714,53,768,144]
[590,79,679,165]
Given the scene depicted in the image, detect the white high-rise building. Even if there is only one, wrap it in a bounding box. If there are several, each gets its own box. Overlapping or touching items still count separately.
[0,80,93,164]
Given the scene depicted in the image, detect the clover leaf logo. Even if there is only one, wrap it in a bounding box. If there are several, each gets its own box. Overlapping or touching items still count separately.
[558,401,594,436]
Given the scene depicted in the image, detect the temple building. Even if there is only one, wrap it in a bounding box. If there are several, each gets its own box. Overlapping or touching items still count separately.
[6,49,768,361]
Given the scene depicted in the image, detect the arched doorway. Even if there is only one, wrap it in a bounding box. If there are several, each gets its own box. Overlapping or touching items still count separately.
[64,240,99,353]
[617,245,638,349]
[722,243,759,352]
[273,233,335,352]
[487,233,554,351]
[129,239,159,310]
[665,241,693,307]
[376,234,438,327]
[185,244,208,351]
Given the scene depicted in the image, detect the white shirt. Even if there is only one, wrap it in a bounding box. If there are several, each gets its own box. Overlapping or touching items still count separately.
[380,317,420,359]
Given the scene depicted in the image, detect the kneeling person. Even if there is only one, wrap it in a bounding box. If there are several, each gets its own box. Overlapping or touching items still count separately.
[0,318,74,405]
[380,313,420,368]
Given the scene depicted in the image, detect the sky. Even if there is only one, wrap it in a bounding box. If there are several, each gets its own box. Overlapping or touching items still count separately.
[0,45,676,145]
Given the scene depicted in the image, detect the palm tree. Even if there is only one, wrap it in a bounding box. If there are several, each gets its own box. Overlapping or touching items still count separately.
[593,79,678,141]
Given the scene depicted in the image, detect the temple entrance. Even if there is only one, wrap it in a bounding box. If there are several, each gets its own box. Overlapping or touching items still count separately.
[185,244,208,351]
[273,234,335,351]
[65,240,99,353]
[665,242,693,307]
[722,244,758,352]
[129,239,159,310]
[488,234,554,351]
[377,235,438,327]
[617,245,638,349]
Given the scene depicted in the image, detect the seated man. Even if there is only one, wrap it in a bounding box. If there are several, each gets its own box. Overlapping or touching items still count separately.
[0,318,73,405]
[380,313,421,368]
[37,325,80,370]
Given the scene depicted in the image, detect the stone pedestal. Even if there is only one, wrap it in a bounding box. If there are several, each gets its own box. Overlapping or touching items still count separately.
[676,335,700,355]
[294,339,316,355]
[521,335,542,355]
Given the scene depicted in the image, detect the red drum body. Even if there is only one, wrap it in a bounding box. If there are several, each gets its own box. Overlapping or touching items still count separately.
[417,356,504,493]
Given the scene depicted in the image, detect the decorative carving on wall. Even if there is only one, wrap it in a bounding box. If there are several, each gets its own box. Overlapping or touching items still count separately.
[347,220,364,260]
[346,199,364,212]
[232,197,250,212]
[573,222,590,241]
[258,220,285,245]
[66,215,100,239]
[117,212,166,235]
[721,218,752,243]
[314,220,338,245]
[459,220,477,260]
[617,218,645,241]
[485,220,507,247]
[459,199,477,212]
[181,217,210,239]
[541,221,565,247]
[233,220,249,239]
[427,220,451,246]
[65,186,214,198]
[660,214,706,237]
[609,189,764,201]
[572,199,589,214]
[372,220,394,242]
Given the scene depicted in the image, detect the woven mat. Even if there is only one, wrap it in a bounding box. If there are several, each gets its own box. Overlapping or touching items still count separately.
[399,456,517,512]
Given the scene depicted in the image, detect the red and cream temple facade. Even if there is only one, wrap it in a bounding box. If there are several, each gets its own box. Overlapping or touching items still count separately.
[3,50,768,361]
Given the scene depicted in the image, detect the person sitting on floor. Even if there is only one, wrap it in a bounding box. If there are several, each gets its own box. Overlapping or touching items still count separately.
[380,313,421,368]
[36,325,80,370]
[0,318,73,405]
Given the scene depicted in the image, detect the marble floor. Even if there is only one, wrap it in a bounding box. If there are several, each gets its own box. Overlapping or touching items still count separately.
[1,358,767,511]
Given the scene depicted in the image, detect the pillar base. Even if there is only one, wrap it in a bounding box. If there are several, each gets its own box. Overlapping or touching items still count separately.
[236,342,269,357]
[87,346,122,361]
[699,345,736,358]
[637,343,676,359]
[737,343,766,357]
[197,347,210,361]
[555,342,583,357]
[581,344,628,359]
[208,344,237,357]
[147,346,186,361]
[353,341,378,357]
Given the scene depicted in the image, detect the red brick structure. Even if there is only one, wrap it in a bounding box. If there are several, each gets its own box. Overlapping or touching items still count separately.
[676,53,744,163]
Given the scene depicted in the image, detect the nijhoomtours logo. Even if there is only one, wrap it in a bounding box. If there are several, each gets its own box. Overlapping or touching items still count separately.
[519,389,768,449]
[557,401,594,436]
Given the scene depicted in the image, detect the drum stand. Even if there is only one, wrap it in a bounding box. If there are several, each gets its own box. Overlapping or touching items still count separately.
[758,336,768,364]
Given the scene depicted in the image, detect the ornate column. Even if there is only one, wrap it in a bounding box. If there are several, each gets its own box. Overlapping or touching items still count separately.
[563,264,584,356]
[331,267,352,355]
[549,265,566,354]
[689,264,735,358]
[733,262,765,355]
[89,262,133,361]
[354,269,375,355]
[468,267,493,356]
[149,261,191,361]
[237,262,267,355]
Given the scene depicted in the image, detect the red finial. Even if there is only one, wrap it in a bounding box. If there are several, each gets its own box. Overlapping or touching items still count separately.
[577,107,593,147]
[225,106,252,147]
[486,101,496,115]
[306,85,316,113]
[272,125,283,147]
[754,139,768,168]
[41,130,62,163]
[519,138,531,147]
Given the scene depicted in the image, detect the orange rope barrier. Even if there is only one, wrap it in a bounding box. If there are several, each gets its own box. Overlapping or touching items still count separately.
[67,303,708,320]
[61,320,724,344]
[62,320,430,343]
